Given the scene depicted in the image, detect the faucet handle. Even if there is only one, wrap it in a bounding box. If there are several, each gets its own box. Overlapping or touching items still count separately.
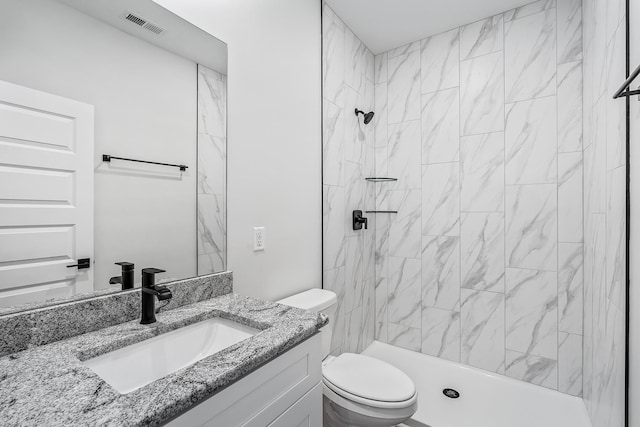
[352,210,369,231]
[155,287,172,301]
[115,261,134,269]
[141,268,166,275]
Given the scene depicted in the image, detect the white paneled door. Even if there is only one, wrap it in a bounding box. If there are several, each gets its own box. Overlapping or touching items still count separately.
[0,80,94,307]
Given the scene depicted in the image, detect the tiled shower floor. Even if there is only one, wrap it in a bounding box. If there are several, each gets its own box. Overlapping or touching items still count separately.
[362,341,591,427]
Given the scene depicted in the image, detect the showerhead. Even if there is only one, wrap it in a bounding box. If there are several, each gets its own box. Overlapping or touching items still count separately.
[363,111,375,124]
[355,108,375,125]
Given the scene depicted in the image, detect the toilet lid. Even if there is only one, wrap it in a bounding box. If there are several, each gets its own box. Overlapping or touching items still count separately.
[322,353,415,403]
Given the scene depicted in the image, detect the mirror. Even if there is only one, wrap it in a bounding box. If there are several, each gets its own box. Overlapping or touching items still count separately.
[0,0,227,313]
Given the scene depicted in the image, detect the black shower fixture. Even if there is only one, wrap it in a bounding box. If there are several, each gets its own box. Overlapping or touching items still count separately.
[355,108,375,124]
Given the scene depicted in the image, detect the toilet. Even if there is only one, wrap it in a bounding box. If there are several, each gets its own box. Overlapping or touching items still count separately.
[278,289,418,427]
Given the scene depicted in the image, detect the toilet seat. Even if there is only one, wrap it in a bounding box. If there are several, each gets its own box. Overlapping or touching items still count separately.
[322,353,417,410]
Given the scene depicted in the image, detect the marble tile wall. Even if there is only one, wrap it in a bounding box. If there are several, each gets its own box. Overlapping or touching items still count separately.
[197,65,227,275]
[373,0,585,395]
[582,0,626,424]
[322,3,376,355]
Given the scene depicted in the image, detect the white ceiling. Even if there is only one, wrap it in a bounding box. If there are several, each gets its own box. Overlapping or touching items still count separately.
[57,0,227,73]
[325,0,535,54]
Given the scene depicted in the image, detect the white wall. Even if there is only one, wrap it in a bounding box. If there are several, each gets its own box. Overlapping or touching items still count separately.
[153,0,323,300]
[0,0,198,289]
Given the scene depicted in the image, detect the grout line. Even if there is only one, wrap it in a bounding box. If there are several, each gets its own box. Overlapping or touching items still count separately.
[458,31,463,364]
[504,93,559,106]
[580,0,588,399]
[504,182,561,187]
[460,210,506,214]
[420,85,460,97]
[387,118,422,126]
[421,160,461,166]
[419,40,424,356]
[556,0,561,390]
[503,13,508,374]
[459,285,506,296]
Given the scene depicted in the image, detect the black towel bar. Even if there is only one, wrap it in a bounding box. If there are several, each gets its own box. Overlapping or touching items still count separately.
[102,154,187,171]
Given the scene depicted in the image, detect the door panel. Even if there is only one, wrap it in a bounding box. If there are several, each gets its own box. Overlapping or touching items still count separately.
[0,166,74,202]
[0,102,75,148]
[0,226,74,262]
[0,80,94,307]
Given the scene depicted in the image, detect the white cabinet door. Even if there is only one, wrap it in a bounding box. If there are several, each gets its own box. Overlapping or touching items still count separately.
[0,80,94,307]
[166,334,322,427]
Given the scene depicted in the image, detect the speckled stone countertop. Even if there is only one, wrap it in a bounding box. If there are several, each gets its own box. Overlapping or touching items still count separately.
[0,273,233,357]
[0,294,327,426]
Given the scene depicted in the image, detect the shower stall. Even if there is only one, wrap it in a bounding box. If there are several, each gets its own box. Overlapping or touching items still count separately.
[321,0,630,425]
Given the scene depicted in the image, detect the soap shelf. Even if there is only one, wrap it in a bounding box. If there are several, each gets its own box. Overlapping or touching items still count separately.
[364,178,398,212]
[365,177,397,182]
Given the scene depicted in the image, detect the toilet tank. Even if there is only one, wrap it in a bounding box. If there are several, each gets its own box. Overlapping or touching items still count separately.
[277,289,337,359]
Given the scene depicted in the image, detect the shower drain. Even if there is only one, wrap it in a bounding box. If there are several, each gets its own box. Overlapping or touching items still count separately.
[442,388,460,399]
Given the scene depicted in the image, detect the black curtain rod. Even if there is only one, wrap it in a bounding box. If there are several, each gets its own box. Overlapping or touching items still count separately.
[102,154,188,171]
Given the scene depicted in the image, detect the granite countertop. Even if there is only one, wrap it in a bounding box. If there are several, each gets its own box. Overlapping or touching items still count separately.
[0,294,327,427]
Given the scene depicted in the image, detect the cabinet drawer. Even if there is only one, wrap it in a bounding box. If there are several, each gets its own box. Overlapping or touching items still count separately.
[268,383,322,427]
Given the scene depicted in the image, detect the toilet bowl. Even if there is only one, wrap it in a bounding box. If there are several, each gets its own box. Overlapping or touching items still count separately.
[278,289,417,427]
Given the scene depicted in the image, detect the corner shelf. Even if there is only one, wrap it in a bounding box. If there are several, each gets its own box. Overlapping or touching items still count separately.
[365,177,398,212]
[365,177,397,182]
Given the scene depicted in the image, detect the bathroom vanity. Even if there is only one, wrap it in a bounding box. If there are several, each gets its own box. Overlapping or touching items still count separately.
[0,272,326,426]
[167,334,322,426]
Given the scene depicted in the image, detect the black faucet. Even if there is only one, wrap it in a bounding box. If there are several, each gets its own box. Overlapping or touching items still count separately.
[140,268,172,324]
[109,262,135,290]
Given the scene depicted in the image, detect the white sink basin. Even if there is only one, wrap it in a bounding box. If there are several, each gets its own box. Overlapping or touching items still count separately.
[83,318,259,394]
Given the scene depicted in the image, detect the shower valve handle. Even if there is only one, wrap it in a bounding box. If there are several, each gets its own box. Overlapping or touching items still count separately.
[353,210,368,231]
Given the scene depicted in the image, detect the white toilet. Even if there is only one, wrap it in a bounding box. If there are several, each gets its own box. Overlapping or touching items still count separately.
[278,289,418,427]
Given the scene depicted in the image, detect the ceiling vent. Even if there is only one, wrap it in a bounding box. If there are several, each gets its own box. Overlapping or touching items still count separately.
[123,11,166,35]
